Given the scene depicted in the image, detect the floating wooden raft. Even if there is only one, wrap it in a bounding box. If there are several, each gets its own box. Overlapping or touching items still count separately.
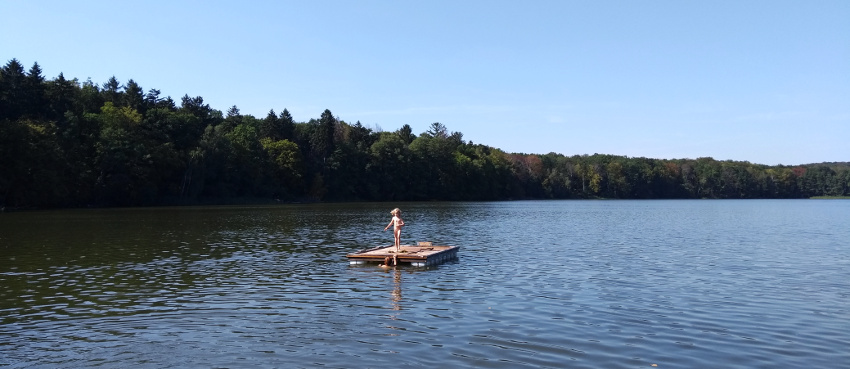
[347,241,459,267]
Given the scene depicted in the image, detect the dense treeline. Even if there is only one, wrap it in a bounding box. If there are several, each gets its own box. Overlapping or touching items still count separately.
[1,59,848,208]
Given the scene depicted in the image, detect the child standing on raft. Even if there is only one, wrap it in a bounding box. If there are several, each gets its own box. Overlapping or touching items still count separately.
[384,208,405,252]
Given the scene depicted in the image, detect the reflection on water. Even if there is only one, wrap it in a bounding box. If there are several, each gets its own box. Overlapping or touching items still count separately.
[1,200,849,368]
[382,267,403,337]
[391,268,402,312]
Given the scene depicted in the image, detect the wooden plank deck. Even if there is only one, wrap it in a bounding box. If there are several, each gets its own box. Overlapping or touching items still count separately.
[347,242,459,267]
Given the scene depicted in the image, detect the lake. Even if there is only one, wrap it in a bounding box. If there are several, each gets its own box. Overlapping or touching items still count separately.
[1,200,848,368]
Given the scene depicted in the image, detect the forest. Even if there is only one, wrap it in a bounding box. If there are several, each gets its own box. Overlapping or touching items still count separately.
[1,59,848,209]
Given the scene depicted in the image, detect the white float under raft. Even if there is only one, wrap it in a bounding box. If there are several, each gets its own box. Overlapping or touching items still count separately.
[347,242,459,267]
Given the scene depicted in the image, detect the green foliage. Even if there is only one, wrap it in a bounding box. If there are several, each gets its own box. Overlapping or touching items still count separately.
[368,132,412,200]
[1,57,847,209]
[261,138,303,197]
[0,59,27,121]
[311,109,336,163]
[102,76,122,105]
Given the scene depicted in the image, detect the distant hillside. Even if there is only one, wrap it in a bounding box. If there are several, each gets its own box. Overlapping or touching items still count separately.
[2,58,848,208]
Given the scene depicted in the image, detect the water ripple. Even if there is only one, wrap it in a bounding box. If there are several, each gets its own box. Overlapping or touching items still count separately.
[1,201,849,368]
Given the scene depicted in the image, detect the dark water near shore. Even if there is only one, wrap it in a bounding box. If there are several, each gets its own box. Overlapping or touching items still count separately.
[1,200,848,368]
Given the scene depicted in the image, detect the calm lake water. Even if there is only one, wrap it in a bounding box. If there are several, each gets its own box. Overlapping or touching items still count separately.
[1,200,848,368]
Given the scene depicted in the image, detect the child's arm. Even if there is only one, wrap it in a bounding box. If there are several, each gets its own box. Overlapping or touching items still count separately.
[384,220,393,231]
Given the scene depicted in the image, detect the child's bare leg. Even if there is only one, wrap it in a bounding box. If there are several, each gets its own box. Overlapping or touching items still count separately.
[392,231,400,265]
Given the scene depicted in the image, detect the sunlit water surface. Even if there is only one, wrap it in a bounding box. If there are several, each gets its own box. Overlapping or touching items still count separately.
[1,200,848,368]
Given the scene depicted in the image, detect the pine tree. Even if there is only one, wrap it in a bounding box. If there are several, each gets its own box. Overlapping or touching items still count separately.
[0,58,27,120]
[312,109,336,161]
[25,62,46,118]
[261,109,279,139]
[279,108,295,141]
[102,76,122,105]
[123,79,144,112]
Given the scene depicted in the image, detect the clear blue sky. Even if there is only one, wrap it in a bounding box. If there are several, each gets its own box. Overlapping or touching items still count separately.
[2,1,847,165]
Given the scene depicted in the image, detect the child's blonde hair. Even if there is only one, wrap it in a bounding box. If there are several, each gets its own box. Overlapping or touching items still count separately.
[391,208,401,215]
